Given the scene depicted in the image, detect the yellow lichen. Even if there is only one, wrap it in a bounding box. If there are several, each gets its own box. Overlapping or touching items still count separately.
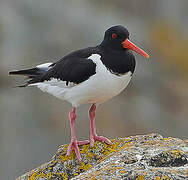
[160,175,170,180]
[90,177,98,180]
[80,144,89,154]
[58,153,74,163]
[119,170,126,174]
[28,168,65,180]
[87,152,94,159]
[136,175,145,180]
[169,150,183,158]
[120,141,131,150]
[53,160,58,164]
[48,166,53,170]
[163,138,170,141]
[46,172,52,179]
[29,172,38,180]
[79,161,92,171]
[62,173,68,180]
[29,171,46,180]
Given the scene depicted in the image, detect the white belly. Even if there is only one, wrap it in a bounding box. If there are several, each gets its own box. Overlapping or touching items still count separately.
[35,54,132,107]
[64,70,132,106]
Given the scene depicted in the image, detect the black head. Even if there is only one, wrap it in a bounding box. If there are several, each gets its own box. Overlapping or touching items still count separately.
[100,25,150,58]
[101,25,130,51]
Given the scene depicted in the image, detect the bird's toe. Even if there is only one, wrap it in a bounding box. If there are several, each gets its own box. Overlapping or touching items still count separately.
[90,134,111,147]
[95,135,112,145]
[66,140,82,161]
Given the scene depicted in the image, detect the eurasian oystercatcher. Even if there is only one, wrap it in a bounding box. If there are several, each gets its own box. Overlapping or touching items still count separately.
[9,25,149,161]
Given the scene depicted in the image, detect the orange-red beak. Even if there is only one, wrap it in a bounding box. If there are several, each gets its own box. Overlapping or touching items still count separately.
[122,39,150,59]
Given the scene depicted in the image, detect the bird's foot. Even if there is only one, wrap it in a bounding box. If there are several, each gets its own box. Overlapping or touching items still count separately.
[66,139,89,161]
[90,134,111,147]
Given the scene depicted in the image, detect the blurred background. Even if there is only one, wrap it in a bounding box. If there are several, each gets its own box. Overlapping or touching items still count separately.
[0,0,188,179]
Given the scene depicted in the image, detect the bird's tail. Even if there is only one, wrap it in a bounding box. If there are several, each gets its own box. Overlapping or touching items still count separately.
[9,62,54,87]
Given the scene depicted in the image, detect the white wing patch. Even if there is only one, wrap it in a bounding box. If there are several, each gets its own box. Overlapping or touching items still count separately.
[36,62,53,71]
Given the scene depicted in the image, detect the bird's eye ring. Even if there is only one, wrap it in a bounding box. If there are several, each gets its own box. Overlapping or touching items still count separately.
[112,33,117,39]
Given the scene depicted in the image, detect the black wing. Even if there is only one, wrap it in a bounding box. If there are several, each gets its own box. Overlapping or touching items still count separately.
[31,47,98,85]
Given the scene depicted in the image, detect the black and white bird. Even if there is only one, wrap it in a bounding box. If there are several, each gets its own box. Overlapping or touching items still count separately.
[9,25,149,161]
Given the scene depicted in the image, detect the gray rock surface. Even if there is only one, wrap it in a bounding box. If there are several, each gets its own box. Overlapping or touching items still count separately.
[17,133,188,180]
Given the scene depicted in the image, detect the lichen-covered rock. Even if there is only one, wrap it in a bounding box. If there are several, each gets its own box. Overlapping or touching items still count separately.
[17,133,188,180]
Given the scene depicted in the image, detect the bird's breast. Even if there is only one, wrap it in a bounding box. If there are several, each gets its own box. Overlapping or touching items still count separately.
[64,54,132,106]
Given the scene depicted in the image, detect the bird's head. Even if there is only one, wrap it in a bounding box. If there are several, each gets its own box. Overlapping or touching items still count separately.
[101,25,149,59]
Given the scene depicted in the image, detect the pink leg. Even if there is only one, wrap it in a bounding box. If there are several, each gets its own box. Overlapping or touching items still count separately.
[89,104,111,147]
[66,107,89,161]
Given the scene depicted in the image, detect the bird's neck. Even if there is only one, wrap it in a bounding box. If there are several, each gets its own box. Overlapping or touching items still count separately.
[98,45,136,75]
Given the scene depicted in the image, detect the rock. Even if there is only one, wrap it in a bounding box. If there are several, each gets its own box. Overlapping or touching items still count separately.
[16,133,188,180]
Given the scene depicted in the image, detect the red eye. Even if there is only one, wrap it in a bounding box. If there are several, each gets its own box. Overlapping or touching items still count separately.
[112,33,117,39]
